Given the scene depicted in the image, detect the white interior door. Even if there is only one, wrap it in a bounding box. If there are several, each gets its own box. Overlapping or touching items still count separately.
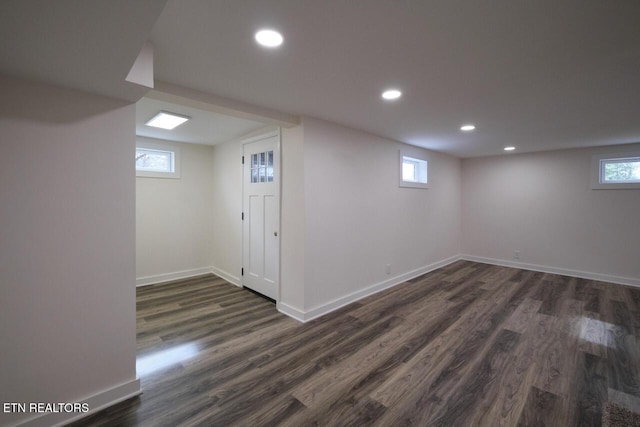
[242,131,280,300]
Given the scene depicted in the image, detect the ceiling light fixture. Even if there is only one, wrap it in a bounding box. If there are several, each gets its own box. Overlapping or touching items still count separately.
[255,29,284,47]
[382,89,402,100]
[504,146,516,151]
[145,111,190,130]
[460,124,476,131]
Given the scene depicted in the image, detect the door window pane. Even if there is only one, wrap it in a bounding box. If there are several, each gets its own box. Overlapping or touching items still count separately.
[250,150,275,184]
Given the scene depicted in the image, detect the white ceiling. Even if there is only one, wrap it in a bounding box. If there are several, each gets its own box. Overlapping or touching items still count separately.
[136,97,265,145]
[149,0,640,157]
[2,1,639,157]
[0,0,167,102]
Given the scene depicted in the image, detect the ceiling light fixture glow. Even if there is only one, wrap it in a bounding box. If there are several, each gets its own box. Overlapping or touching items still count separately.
[255,29,284,47]
[382,89,402,100]
[460,124,476,131]
[504,146,516,151]
[145,111,190,130]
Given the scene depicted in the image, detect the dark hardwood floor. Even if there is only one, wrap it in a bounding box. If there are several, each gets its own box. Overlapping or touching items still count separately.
[70,261,640,426]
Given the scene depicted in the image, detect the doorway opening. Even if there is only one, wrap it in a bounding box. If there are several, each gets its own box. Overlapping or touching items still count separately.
[133,92,283,382]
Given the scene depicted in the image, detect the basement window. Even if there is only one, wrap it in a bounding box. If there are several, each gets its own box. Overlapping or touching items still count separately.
[591,152,640,189]
[136,140,181,178]
[399,149,428,189]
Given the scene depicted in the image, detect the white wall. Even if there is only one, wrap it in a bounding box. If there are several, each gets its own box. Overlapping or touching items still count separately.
[209,118,461,319]
[301,117,462,314]
[0,76,138,426]
[280,124,306,310]
[462,144,640,284]
[136,138,214,284]
[210,136,243,285]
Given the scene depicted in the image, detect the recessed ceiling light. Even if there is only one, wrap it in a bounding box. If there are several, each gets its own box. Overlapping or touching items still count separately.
[255,29,283,47]
[382,89,402,100]
[460,124,476,131]
[145,111,190,130]
[504,146,516,151]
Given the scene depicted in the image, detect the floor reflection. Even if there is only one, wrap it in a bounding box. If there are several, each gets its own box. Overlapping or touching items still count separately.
[577,316,620,348]
[136,343,200,376]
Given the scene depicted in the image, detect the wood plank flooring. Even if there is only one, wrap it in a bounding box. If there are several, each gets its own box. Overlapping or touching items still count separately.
[70,261,640,426]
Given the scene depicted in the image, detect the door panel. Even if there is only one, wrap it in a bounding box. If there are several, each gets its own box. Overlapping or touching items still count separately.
[242,132,279,300]
[263,195,278,284]
[248,195,263,280]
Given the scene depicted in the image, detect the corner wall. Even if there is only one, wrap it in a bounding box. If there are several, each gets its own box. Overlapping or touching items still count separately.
[136,138,214,285]
[0,76,139,426]
[300,117,462,317]
[461,144,640,285]
[210,136,242,285]
[280,124,306,312]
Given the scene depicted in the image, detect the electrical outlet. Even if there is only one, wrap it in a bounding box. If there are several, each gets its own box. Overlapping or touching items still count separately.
[514,251,521,260]
[386,264,391,275]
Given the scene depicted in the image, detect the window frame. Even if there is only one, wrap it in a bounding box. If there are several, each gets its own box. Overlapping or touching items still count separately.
[136,139,181,179]
[591,151,640,190]
[399,148,429,189]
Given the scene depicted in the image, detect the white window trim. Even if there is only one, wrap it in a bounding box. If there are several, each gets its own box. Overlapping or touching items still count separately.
[136,139,181,179]
[399,148,429,189]
[591,151,640,190]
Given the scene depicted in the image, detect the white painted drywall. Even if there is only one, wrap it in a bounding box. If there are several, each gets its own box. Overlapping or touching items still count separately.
[0,76,138,426]
[136,137,214,282]
[125,41,154,89]
[302,117,462,311]
[461,144,640,283]
[280,125,306,310]
[210,136,243,284]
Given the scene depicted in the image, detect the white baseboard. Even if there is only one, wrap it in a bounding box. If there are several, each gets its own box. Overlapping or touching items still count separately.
[279,255,461,323]
[277,301,306,322]
[211,267,242,287]
[136,267,213,287]
[18,378,141,427]
[461,255,640,288]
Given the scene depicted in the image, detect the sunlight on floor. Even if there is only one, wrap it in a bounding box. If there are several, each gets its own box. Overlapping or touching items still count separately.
[577,317,618,348]
[136,343,200,376]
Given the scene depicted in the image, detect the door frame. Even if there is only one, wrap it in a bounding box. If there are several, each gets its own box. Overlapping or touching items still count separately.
[241,129,281,302]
